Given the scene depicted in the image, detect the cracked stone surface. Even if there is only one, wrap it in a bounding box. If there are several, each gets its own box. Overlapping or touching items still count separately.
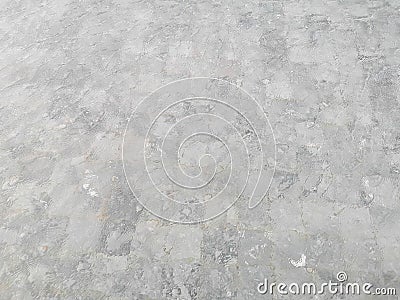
[0,0,400,299]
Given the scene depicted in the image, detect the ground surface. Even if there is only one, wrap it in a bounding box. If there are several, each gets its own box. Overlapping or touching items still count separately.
[0,0,400,299]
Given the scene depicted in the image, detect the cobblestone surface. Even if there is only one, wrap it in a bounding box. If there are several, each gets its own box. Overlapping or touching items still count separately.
[0,0,399,299]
